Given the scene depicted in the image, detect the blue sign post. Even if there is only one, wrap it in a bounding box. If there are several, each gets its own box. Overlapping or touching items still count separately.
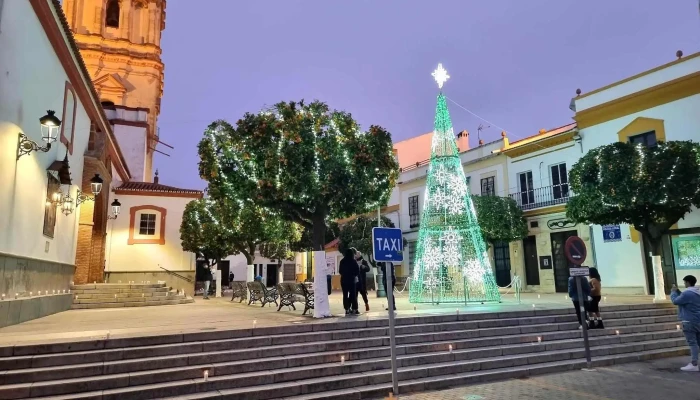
[372,227,404,262]
[602,225,622,243]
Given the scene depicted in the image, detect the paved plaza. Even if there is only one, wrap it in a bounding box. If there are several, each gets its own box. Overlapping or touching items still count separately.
[397,356,700,400]
[0,290,661,346]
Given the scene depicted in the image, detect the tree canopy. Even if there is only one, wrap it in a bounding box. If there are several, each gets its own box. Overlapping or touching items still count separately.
[198,100,399,250]
[259,223,304,266]
[338,215,404,268]
[180,197,294,266]
[180,198,236,267]
[566,140,700,254]
[471,195,528,247]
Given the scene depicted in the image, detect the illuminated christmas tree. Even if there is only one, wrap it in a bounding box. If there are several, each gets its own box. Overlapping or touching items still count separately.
[408,64,501,304]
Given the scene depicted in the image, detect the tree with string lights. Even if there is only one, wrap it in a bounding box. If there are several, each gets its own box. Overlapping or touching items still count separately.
[180,197,296,280]
[567,140,700,257]
[408,64,501,304]
[471,195,528,248]
[197,102,399,252]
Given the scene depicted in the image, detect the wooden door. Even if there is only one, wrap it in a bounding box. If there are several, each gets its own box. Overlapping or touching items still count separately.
[523,236,540,286]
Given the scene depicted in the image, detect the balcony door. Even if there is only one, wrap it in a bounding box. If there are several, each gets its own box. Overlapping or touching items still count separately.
[550,163,569,201]
[518,171,535,208]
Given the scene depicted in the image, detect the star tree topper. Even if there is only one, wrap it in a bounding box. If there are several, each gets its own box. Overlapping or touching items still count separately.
[432,63,450,89]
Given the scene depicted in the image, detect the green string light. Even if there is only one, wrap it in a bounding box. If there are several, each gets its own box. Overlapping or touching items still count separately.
[409,65,501,304]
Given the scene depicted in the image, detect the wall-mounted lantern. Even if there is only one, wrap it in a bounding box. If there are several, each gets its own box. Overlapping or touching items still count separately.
[76,174,104,205]
[60,192,75,216]
[17,111,62,160]
[108,199,121,220]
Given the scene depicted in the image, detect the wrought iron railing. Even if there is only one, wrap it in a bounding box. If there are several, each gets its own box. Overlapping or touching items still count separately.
[409,214,420,228]
[509,183,571,210]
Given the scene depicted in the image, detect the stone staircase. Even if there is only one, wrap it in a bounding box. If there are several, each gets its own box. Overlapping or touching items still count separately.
[70,283,193,309]
[0,303,686,399]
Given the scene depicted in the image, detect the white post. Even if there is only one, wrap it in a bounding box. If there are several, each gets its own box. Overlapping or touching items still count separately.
[313,250,332,318]
[246,265,254,282]
[652,255,667,301]
[278,265,284,284]
[215,270,222,298]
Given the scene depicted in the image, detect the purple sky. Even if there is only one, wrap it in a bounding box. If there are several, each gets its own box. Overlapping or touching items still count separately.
[155,0,699,190]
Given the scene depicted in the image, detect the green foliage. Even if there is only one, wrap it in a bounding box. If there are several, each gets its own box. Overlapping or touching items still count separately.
[259,223,303,264]
[567,140,700,253]
[180,199,235,266]
[198,100,399,250]
[337,215,402,267]
[180,197,294,266]
[471,195,528,246]
[292,221,340,252]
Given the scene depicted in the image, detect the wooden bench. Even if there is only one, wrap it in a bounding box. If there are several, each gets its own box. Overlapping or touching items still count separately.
[246,281,279,307]
[230,281,247,303]
[276,282,305,311]
[300,284,314,315]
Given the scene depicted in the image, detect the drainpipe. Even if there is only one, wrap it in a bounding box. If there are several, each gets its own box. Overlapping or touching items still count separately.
[589,224,598,268]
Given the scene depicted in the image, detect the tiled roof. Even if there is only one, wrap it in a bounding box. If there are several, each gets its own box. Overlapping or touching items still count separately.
[116,182,203,196]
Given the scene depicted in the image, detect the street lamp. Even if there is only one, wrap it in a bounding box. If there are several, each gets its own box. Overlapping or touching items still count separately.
[17,111,62,160]
[76,174,104,205]
[60,192,75,216]
[108,199,121,220]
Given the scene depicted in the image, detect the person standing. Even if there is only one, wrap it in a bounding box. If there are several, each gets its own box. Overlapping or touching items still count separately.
[587,268,604,329]
[355,252,370,312]
[202,264,213,300]
[338,248,359,315]
[671,275,700,372]
[568,274,591,329]
[380,261,396,311]
[229,271,235,290]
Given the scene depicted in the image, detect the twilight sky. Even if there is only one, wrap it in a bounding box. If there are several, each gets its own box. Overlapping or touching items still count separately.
[155,0,700,190]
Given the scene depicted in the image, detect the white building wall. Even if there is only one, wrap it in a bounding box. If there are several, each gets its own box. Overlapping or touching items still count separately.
[105,194,196,273]
[578,93,700,230]
[112,123,147,182]
[0,0,89,268]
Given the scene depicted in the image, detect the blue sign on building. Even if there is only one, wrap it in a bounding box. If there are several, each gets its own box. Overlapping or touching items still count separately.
[602,225,622,242]
[372,227,404,262]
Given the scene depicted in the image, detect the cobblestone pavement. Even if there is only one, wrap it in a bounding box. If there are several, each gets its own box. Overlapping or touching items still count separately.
[396,357,700,400]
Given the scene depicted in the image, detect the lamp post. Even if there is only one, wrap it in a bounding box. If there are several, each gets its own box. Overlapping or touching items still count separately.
[17,111,61,160]
[108,199,121,220]
[76,174,104,205]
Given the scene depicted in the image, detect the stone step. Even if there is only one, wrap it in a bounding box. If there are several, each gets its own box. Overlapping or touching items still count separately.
[71,287,171,295]
[278,347,689,400]
[70,284,166,290]
[0,307,673,370]
[0,304,673,359]
[73,294,186,304]
[70,292,173,299]
[0,325,683,386]
[70,298,193,309]
[7,340,686,400]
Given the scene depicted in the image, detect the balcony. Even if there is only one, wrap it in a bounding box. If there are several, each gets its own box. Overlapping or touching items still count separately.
[509,183,571,211]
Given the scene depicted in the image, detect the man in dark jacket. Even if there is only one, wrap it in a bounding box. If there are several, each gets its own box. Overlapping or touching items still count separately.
[201,264,213,300]
[338,248,359,315]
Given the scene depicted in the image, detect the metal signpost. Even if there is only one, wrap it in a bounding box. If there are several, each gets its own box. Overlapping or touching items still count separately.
[372,227,403,396]
[564,236,592,369]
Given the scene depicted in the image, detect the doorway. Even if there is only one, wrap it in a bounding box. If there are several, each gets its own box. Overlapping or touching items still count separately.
[550,230,578,293]
[643,234,678,295]
[523,236,540,286]
[493,241,512,287]
[218,261,231,286]
[283,263,296,282]
[266,264,278,287]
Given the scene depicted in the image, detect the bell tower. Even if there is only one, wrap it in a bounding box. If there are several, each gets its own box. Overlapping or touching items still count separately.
[62,0,166,182]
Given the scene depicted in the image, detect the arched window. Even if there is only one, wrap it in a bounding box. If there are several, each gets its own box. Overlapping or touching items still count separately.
[106,0,120,28]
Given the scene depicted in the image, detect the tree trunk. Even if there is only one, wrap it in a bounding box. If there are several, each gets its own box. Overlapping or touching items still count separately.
[240,249,254,265]
[311,211,327,251]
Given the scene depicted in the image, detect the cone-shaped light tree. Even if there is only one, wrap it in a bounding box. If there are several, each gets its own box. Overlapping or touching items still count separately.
[408,64,501,304]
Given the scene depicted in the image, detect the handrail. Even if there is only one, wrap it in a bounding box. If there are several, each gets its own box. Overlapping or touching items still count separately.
[159,266,194,283]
